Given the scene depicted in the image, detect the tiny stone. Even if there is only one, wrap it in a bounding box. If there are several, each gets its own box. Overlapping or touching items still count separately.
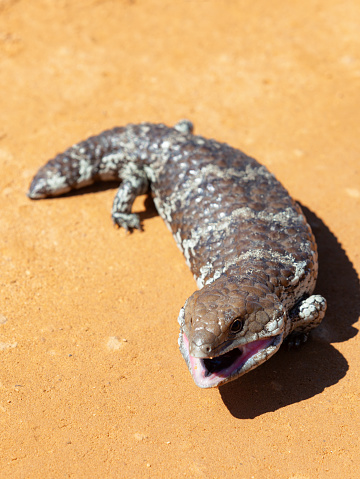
[107,336,125,351]
[0,342,17,350]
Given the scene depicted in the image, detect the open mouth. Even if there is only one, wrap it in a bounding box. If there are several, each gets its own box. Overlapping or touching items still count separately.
[181,333,281,388]
[202,348,243,377]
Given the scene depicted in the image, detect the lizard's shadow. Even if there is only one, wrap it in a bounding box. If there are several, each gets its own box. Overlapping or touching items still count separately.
[58,186,358,417]
[219,205,359,418]
[60,182,159,224]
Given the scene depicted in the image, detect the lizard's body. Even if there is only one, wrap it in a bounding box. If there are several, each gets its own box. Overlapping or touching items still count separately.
[28,120,326,388]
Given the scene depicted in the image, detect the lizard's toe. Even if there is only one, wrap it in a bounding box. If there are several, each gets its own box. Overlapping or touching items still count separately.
[112,212,142,231]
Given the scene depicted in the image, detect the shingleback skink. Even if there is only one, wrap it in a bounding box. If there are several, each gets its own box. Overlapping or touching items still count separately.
[28,120,327,388]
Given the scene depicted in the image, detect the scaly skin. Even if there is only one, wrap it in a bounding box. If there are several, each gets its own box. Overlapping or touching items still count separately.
[28,120,327,388]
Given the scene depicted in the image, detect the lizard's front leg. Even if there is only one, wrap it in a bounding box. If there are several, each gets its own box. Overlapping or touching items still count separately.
[111,163,149,231]
[287,295,327,347]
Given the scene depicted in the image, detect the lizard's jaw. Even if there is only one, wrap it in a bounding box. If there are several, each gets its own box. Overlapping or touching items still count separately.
[179,332,282,388]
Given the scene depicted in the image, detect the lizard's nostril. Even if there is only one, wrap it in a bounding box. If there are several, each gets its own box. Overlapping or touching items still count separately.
[201,344,213,355]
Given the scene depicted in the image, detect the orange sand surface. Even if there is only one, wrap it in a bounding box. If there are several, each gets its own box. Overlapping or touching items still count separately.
[1,1,359,477]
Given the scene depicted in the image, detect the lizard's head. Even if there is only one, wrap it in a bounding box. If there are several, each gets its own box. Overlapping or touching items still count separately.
[28,160,73,199]
[178,276,286,388]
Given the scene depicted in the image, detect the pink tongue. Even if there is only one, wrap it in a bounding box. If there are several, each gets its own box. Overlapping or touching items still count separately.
[184,333,273,388]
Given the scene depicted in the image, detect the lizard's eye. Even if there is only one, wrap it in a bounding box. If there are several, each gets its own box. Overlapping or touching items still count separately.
[230,319,243,333]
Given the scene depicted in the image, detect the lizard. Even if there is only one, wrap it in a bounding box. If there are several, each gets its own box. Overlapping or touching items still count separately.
[28,119,327,388]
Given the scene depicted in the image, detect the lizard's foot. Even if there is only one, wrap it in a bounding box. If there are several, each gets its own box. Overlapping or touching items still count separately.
[286,295,326,348]
[289,294,327,334]
[112,212,142,231]
[285,331,309,349]
[174,119,194,134]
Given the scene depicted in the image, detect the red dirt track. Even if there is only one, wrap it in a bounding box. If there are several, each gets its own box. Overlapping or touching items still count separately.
[0,1,359,477]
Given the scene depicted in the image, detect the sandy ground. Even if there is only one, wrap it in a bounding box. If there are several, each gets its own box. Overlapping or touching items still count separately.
[0,0,359,477]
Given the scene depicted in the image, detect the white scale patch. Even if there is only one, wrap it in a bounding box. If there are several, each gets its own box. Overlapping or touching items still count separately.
[143,165,156,183]
[181,234,201,267]
[45,172,70,194]
[78,158,94,183]
[100,152,126,176]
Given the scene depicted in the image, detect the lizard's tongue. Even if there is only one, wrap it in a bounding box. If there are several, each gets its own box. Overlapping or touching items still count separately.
[183,333,278,388]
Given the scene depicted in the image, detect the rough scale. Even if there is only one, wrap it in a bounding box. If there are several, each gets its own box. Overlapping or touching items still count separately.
[28,120,327,388]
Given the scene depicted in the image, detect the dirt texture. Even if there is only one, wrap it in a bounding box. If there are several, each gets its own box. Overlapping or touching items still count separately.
[0,1,359,477]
